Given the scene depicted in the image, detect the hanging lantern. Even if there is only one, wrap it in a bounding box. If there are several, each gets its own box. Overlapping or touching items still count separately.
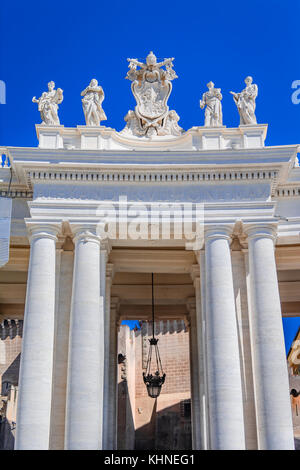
[143,274,166,399]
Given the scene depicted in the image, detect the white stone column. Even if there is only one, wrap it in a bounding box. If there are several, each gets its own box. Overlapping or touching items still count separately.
[99,243,109,444]
[232,248,258,449]
[49,239,74,449]
[15,223,60,450]
[245,224,294,450]
[106,296,119,449]
[198,253,210,450]
[102,264,115,449]
[205,226,245,449]
[65,228,104,450]
[186,298,202,450]
[191,261,209,450]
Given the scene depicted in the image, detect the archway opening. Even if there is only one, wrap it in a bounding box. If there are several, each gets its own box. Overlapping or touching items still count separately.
[114,272,194,450]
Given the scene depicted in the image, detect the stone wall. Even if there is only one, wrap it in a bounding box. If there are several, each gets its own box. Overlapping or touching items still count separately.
[118,320,192,450]
[136,320,190,397]
[0,319,23,450]
[117,325,136,450]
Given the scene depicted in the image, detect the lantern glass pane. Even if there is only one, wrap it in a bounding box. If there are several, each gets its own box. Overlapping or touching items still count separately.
[147,384,161,398]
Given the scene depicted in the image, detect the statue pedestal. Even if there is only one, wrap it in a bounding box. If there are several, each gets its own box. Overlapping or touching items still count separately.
[76,126,111,150]
[35,123,268,151]
[239,124,267,149]
[190,124,268,150]
[36,125,64,149]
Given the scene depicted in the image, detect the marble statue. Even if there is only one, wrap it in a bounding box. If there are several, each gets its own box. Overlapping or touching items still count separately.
[121,51,183,137]
[230,76,258,125]
[81,79,107,126]
[163,110,182,136]
[200,81,223,127]
[32,81,63,125]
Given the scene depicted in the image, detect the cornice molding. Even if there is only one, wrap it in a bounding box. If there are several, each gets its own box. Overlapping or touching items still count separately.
[27,168,279,185]
[0,190,33,199]
[6,143,298,161]
[5,143,297,192]
[275,186,300,198]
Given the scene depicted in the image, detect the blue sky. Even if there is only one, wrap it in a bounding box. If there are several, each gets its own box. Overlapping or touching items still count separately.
[0,0,299,147]
[1,0,299,350]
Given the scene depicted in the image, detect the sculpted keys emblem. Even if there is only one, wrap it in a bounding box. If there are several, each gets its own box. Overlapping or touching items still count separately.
[121,51,183,138]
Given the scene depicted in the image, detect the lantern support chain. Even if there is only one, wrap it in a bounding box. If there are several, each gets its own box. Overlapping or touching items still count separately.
[142,273,166,398]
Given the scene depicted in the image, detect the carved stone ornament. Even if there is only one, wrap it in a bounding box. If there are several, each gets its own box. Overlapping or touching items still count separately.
[32,81,63,125]
[81,79,107,126]
[230,76,258,125]
[200,81,223,127]
[121,51,183,138]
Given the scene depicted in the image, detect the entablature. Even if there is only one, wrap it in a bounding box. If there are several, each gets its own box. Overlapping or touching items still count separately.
[4,144,298,200]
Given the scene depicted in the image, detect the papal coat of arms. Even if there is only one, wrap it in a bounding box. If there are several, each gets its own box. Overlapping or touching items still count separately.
[121,51,183,137]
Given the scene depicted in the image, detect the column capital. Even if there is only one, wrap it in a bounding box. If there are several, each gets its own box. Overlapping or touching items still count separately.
[106,263,115,281]
[244,223,278,243]
[189,264,200,284]
[204,224,234,242]
[183,314,191,331]
[186,297,196,315]
[185,298,196,331]
[70,224,103,246]
[25,221,61,243]
[111,296,121,331]
[110,296,120,313]
[100,239,111,257]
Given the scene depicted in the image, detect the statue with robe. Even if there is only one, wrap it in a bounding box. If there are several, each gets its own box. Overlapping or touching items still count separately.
[32,81,63,125]
[81,79,107,126]
[230,76,258,125]
[200,81,223,127]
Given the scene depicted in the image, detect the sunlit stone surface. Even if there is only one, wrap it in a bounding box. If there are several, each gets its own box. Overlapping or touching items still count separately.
[0,52,299,450]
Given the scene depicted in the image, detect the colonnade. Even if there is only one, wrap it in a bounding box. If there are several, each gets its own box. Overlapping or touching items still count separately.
[14,221,295,450]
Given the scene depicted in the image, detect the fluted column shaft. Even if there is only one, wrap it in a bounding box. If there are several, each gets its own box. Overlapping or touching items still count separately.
[102,264,114,449]
[186,298,202,450]
[107,297,119,449]
[193,259,210,450]
[246,224,294,449]
[49,244,74,449]
[65,229,104,450]
[205,226,245,449]
[15,224,59,450]
[198,253,210,450]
